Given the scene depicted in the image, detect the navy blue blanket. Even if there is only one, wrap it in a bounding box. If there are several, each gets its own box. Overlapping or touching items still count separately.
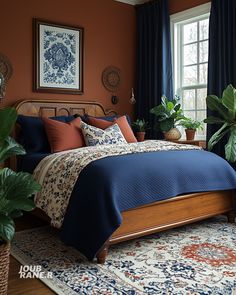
[60,150,236,260]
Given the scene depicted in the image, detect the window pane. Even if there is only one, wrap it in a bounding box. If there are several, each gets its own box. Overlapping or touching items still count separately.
[184,43,197,65]
[183,89,195,110]
[183,65,198,86]
[183,110,196,120]
[199,41,208,63]
[199,63,208,84]
[197,88,207,109]
[196,110,207,136]
[199,19,209,40]
[183,22,197,44]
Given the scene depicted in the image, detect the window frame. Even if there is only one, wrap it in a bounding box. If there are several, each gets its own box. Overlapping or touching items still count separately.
[170,3,211,140]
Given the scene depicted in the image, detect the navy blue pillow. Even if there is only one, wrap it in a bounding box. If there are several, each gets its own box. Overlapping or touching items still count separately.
[17,115,75,153]
[81,114,132,125]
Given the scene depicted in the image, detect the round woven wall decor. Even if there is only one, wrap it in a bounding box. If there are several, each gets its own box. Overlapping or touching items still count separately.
[102,66,121,92]
[0,53,13,81]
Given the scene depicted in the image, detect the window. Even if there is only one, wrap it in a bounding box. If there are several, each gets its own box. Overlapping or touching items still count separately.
[171,3,211,139]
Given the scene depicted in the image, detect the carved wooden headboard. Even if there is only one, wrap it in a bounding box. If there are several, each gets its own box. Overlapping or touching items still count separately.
[14,99,115,117]
[10,99,116,170]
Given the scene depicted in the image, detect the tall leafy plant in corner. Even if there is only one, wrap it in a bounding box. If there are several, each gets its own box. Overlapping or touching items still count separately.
[204,84,236,163]
[0,107,40,244]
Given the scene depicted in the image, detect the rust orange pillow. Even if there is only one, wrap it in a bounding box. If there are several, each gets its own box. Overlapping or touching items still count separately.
[87,117,112,129]
[87,116,137,143]
[43,117,85,152]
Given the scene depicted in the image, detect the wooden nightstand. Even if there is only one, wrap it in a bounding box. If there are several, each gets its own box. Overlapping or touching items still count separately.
[169,139,206,148]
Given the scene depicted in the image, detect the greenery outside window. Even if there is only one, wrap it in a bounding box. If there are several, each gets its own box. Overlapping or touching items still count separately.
[171,3,211,139]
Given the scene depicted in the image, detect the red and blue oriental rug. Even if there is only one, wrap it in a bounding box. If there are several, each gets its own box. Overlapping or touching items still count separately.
[11,217,236,294]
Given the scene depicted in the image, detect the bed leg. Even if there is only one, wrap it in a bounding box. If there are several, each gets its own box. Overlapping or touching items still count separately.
[96,243,109,264]
[226,211,236,223]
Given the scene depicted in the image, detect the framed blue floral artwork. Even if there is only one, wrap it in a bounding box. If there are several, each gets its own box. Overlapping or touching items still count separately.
[33,19,83,94]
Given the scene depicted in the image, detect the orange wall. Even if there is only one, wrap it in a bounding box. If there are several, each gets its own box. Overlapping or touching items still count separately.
[0,0,210,115]
[0,0,136,116]
[169,0,210,14]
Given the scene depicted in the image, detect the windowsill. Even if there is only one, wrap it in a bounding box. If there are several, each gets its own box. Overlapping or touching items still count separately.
[180,136,206,141]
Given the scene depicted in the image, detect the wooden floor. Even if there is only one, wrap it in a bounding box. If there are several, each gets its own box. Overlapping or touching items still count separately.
[8,214,55,295]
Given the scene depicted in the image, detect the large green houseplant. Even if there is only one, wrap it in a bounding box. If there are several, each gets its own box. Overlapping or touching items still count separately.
[204,84,236,163]
[150,95,185,140]
[0,107,40,294]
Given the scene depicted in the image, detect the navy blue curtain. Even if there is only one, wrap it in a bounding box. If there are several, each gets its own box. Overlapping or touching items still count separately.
[136,0,173,138]
[207,0,236,157]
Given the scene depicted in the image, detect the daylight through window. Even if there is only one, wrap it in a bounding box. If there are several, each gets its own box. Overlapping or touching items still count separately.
[171,5,210,139]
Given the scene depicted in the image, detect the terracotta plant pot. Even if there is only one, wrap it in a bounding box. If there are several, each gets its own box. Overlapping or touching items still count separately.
[185,129,196,140]
[164,128,181,141]
[136,132,145,142]
[0,242,10,295]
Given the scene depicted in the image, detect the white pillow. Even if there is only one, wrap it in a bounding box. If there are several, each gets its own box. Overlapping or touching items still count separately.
[81,122,127,146]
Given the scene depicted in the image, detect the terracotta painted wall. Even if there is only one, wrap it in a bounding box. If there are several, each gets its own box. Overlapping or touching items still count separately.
[0,0,210,115]
[0,0,135,116]
[169,0,210,14]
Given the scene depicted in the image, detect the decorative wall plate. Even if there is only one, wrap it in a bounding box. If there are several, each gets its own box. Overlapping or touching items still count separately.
[0,53,13,81]
[102,66,121,92]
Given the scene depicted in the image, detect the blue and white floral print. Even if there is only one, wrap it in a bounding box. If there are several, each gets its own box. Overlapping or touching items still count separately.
[80,122,127,146]
[40,25,79,88]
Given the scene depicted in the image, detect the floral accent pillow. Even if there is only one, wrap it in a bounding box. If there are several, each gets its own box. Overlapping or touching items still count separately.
[81,122,127,146]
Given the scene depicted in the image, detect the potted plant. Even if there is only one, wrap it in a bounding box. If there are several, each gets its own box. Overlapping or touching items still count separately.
[179,118,203,140]
[132,119,149,142]
[0,107,40,294]
[150,95,185,140]
[204,84,236,163]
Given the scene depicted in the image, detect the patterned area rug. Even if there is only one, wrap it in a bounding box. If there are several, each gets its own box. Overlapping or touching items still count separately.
[11,217,236,295]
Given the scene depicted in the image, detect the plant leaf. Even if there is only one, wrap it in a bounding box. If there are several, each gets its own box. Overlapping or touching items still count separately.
[160,118,174,132]
[150,105,169,121]
[225,126,236,163]
[0,136,25,164]
[166,102,174,111]
[174,104,181,112]
[222,84,236,118]
[206,95,229,120]
[0,108,17,142]
[208,122,230,150]
[0,167,12,187]
[9,209,23,219]
[150,105,165,115]
[8,198,35,211]
[204,116,226,124]
[0,214,15,242]
[0,168,41,201]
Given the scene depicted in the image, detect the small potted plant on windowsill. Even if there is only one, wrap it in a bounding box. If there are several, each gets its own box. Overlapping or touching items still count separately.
[132,119,149,142]
[150,95,185,140]
[179,118,203,140]
[0,107,40,294]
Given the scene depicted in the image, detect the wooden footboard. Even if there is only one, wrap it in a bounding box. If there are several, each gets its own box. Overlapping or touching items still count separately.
[96,190,236,263]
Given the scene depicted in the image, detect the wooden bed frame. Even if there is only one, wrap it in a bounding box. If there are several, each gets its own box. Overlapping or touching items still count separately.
[12,99,236,263]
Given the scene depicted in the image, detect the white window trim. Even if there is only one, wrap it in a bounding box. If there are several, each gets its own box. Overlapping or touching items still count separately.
[170,2,211,92]
[170,3,211,140]
[170,2,211,23]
